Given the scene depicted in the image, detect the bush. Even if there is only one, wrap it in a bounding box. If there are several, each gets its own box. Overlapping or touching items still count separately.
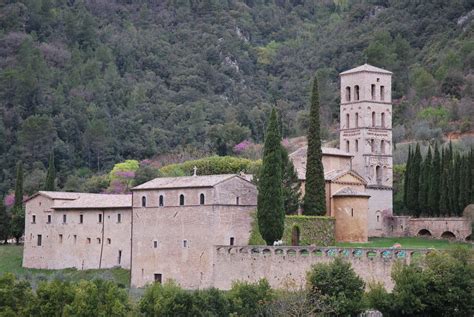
[227,279,274,316]
[307,257,366,316]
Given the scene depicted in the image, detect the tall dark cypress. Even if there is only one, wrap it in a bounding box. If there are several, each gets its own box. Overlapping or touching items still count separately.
[447,142,456,214]
[45,150,56,191]
[452,154,462,216]
[408,144,422,216]
[281,146,301,214]
[418,147,431,215]
[257,108,285,245]
[303,76,326,215]
[11,161,25,243]
[458,155,470,213]
[428,143,441,216]
[470,149,474,204]
[403,145,412,212]
[439,148,449,216]
[0,196,10,244]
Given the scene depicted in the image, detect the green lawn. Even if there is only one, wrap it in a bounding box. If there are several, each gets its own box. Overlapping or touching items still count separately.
[336,237,473,249]
[0,244,130,287]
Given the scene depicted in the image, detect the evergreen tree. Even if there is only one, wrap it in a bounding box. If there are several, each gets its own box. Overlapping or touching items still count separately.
[257,108,285,245]
[11,161,25,244]
[470,149,474,204]
[0,197,10,244]
[45,150,56,191]
[418,147,431,215]
[439,148,449,216]
[303,76,326,216]
[281,146,301,214]
[458,155,470,213]
[403,145,412,211]
[428,143,441,216]
[452,154,462,216]
[408,144,422,216]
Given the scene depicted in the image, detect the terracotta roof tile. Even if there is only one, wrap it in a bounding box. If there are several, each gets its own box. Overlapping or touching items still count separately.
[132,174,245,190]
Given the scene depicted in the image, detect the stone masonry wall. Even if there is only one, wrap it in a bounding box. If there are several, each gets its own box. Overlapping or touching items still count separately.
[282,216,335,246]
[212,245,429,291]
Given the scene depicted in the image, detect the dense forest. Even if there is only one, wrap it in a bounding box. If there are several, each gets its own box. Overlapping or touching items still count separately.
[1,0,473,194]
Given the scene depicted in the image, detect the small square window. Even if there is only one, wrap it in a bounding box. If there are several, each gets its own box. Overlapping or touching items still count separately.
[79,214,83,224]
[98,214,102,223]
[154,273,162,284]
[107,238,111,244]
[87,238,91,244]
[230,237,234,246]
[32,215,36,224]
[97,238,101,244]
[154,241,158,248]
[47,215,51,224]
[117,213,121,223]
[183,240,187,248]
[37,234,42,246]
[63,214,67,223]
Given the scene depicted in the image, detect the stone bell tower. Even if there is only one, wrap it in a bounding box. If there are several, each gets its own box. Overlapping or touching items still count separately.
[339,64,393,236]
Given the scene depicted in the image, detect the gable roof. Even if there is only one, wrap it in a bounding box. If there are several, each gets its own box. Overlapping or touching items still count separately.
[332,187,371,198]
[27,191,132,209]
[132,174,250,190]
[324,169,367,185]
[340,64,392,76]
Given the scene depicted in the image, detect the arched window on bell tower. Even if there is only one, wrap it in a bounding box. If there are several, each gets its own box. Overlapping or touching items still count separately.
[372,112,376,127]
[381,140,385,154]
[346,113,350,128]
[354,85,360,101]
[345,87,351,102]
[355,112,359,127]
[346,140,350,153]
[381,112,385,128]
[376,166,382,184]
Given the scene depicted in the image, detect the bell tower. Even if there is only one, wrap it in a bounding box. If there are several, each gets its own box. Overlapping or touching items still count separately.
[339,64,393,236]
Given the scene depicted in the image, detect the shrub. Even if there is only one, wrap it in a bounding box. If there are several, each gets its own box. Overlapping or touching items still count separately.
[227,279,274,316]
[307,257,366,316]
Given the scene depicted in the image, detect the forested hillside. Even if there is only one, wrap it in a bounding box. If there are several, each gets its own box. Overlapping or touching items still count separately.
[1,0,473,193]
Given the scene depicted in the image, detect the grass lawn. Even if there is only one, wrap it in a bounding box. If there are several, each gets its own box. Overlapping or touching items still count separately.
[0,244,130,287]
[336,237,473,249]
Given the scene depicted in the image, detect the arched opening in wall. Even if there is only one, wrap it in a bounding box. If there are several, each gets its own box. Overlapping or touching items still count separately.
[346,113,350,128]
[417,229,432,237]
[466,234,472,241]
[371,84,376,100]
[291,225,300,246]
[179,194,185,206]
[380,86,385,101]
[441,231,456,240]
[355,139,359,152]
[141,196,147,207]
[200,193,205,205]
[372,111,376,127]
[376,166,382,185]
[371,139,375,153]
[381,140,385,154]
[355,112,359,127]
[354,85,360,101]
[159,195,164,207]
[345,86,351,101]
[346,140,350,153]
[381,112,385,128]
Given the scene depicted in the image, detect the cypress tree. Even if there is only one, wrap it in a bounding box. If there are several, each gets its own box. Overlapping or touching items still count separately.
[257,108,285,245]
[470,149,474,203]
[439,148,449,216]
[45,150,56,191]
[408,144,421,216]
[0,197,10,244]
[281,146,301,214]
[428,143,441,216]
[458,155,470,213]
[418,147,431,215]
[403,145,412,211]
[11,161,25,244]
[452,154,462,216]
[303,76,326,215]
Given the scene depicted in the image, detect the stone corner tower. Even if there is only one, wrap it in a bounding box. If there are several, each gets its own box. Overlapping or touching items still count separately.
[339,64,393,237]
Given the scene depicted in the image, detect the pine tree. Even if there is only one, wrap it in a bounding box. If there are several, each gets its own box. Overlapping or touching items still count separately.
[303,76,326,215]
[407,144,421,216]
[403,145,412,212]
[428,143,441,216]
[257,108,285,245]
[281,146,301,214]
[45,150,56,191]
[0,197,10,244]
[418,147,431,215]
[11,161,25,244]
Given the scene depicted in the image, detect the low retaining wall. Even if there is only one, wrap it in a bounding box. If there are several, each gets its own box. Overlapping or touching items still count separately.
[212,245,430,291]
[383,216,472,241]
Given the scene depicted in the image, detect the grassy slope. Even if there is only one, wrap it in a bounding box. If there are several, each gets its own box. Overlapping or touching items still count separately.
[337,237,472,249]
[0,245,130,287]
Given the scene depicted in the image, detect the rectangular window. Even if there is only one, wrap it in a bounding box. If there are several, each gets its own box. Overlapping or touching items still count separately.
[97,238,101,244]
[118,250,122,265]
[183,240,187,248]
[87,238,91,244]
[154,241,158,248]
[37,234,42,246]
[63,214,67,223]
[117,213,121,223]
[74,235,77,244]
[80,214,83,224]
[47,215,51,224]
[230,237,235,246]
[32,215,36,224]
[154,274,162,284]
[371,84,376,100]
[59,234,63,243]
[380,86,385,101]
[98,214,102,223]
[107,238,111,244]
[236,197,240,205]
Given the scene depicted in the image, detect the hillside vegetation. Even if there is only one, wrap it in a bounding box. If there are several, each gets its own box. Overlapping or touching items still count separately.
[1,0,473,193]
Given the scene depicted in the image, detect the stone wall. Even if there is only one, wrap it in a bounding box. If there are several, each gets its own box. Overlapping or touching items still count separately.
[212,245,429,291]
[282,216,335,246]
[383,216,472,241]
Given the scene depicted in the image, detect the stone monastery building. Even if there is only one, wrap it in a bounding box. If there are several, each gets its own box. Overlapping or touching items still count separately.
[23,64,395,289]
